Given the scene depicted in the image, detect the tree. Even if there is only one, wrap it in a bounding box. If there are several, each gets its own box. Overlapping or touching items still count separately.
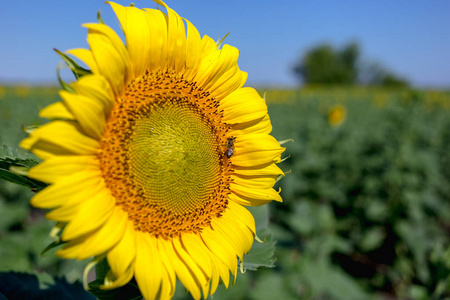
[359,61,410,88]
[293,42,410,88]
[293,42,359,85]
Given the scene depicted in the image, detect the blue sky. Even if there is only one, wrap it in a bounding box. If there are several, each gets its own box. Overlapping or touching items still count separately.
[1,0,449,88]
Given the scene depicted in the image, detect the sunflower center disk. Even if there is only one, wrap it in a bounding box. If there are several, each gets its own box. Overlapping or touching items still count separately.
[99,72,231,239]
[129,104,220,214]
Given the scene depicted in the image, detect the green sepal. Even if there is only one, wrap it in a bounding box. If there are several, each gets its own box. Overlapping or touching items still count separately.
[97,10,105,24]
[216,30,230,50]
[22,124,40,134]
[40,239,67,257]
[54,48,92,79]
[95,257,110,283]
[57,62,75,93]
[278,138,294,145]
[279,154,290,163]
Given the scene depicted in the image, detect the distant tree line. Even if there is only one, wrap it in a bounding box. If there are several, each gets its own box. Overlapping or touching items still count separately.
[293,42,410,88]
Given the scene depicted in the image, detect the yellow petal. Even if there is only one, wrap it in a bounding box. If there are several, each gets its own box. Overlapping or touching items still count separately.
[173,238,208,299]
[84,23,131,96]
[212,218,245,261]
[174,237,209,284]
[20,137,76,160]
[183,18,202,81]
[209,260,225,295]
[72,74,115,117]
[60,90,106,140]
[30,169,102,209]
[156,239,177,299]
[230,173,277,190]
[45,202,80,222]
[195,45,239,91]
[230,184,283,204]
[228,192,252,206]
[181,234,213,282]
[101,267,134,290]
[28,121,99,156]
[66,48,99,74]
[210,251,231,290]
[106,220,136,280]
[134,233,164,300]
[28,155,98,184]
[44,180,105,222]
[56,206,128,260]
[225,201,256,246]
[209,66,247,101]
[200,35,217,58]
[141,8,168,72]
[231,114,272,136]
[201,226,238,278]
[108,3,150,77]
[153,0,186,72]
[19,136,38,152]
[220,88,267,124]
[233,162,284,177]
[160,238,202,300]
[62,187,115,240]
[39,102,75,120]
[232,134,284,167]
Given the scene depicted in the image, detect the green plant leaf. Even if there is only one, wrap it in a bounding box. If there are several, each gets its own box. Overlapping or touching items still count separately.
[88,278,142,300]
[0,271,95,300]
[0,144,47,191]
[242,228,276,271]
[0,144,41,168]
[241,206,277,271]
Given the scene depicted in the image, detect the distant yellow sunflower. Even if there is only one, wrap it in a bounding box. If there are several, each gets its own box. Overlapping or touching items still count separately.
[21,1,284,299]
[328,104,347,127]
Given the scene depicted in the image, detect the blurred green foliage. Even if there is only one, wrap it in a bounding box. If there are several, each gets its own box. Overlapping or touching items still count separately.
[1,86,450,299]
[266,87,450,299]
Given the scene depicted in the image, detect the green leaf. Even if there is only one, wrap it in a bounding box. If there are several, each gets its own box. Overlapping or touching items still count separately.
[251,271,298,300]
[297,258,373,300]
[242,228,276,271]
[88,278,142,300]
[0,271,95,300]
[359,227,386,252]
[0,144,41,168]
[0,169,40,189]
[0,144,47,190]
[241,206,277,271]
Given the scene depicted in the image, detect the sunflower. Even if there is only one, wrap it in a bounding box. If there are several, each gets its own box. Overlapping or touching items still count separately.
[21,1,284,299]
[328,104,347,127]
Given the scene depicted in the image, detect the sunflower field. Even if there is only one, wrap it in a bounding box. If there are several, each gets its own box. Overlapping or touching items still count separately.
[1,85,450,299]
